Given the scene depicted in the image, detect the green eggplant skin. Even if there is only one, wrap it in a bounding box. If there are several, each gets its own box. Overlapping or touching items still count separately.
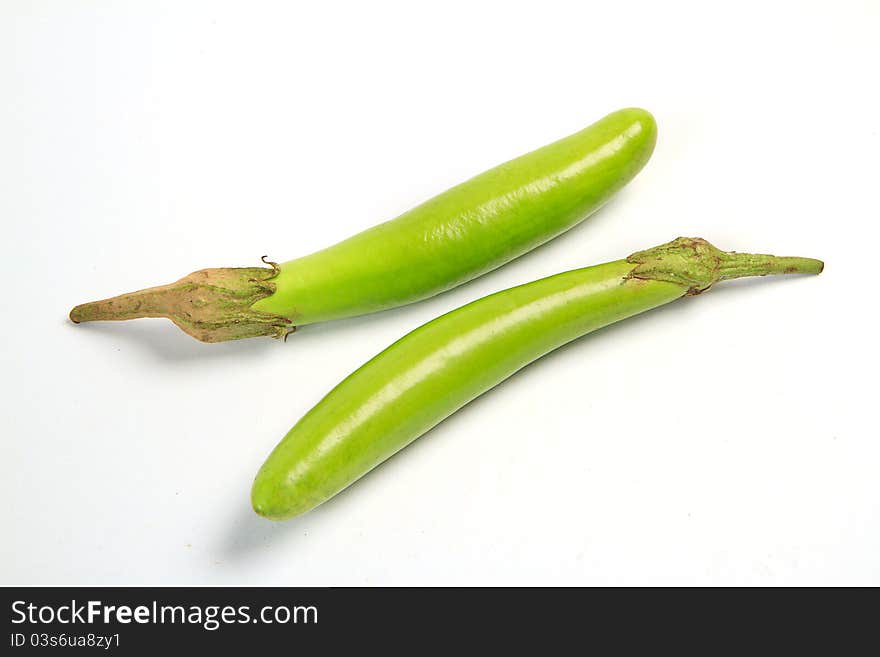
[251,261,683,520]
[251,238,823,521]
[251,108,657,325]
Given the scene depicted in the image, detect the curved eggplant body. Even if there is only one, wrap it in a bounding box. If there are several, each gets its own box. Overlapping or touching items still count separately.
[70,109,656,342]
[253,108,657,325]
[251,259,684,520]
[252,235,824,520]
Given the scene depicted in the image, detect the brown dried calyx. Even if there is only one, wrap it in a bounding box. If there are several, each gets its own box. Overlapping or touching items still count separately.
[69,261,292,342]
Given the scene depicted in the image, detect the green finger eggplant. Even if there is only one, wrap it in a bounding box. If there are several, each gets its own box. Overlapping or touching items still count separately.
[251,237,823,520]
[69,108,657,342]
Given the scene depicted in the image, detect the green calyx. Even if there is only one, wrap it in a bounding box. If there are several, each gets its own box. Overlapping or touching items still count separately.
[626,237,824,294]
[69,260,292,342]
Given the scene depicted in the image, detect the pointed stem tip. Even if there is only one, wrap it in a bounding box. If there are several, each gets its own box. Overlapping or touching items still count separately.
[69,285,168,323]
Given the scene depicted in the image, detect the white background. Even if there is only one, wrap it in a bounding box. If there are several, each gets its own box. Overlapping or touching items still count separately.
[2,1,878,586]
